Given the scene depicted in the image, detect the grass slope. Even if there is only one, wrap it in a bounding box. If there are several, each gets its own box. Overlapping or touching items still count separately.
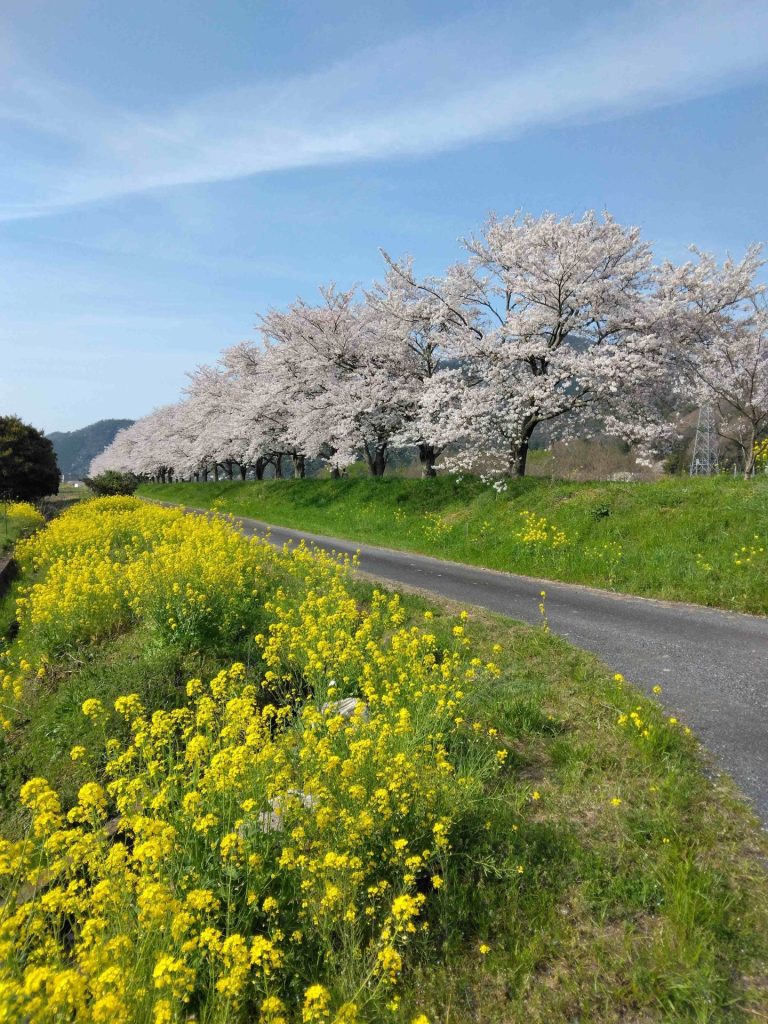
[140,476,768,614]
[0,509,43,555]
[1,520,29,555]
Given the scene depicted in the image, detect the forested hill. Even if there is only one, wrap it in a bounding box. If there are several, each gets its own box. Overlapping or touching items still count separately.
[48,419,134,479]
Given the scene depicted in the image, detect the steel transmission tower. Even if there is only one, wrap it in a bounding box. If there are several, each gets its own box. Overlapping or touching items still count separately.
[690,404,719,475]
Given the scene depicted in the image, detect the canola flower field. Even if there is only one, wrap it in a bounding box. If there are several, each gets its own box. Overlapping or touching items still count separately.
[0,497,767,1023]
[0,498,506,1023]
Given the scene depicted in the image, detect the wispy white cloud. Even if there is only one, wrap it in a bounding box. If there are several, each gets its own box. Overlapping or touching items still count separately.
[2,0,768,220]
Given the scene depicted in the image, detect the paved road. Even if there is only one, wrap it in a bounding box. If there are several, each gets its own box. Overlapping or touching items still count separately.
[180,506,768,821]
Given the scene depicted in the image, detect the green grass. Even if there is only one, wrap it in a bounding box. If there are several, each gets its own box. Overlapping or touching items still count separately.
[0,626,214,833]
[1,571,766,1021]
[398,598,768,1023]
[0,512,40,554]
[44,482,88,510]
[140,475,768,614]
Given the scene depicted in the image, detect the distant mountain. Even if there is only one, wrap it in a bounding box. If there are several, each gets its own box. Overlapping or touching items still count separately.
[48,419,134,479]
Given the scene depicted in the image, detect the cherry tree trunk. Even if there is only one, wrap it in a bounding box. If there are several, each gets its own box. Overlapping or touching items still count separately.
[418,443,438,477]
[508,438,530,477]
[331,466,341,479]
[293,453,306,478]
[508,418,540,477]
[255,458,267,481]
[275,455,284,479]
[213,465,219,482]
[366,448,387,477]
[238,464,247,480]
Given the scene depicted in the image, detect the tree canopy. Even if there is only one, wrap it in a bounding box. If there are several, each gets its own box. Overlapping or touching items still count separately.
[89,210,767,481]
[0,415,60,501]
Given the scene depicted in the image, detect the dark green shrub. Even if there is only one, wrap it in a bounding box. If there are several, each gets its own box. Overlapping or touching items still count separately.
[83,471,141,496]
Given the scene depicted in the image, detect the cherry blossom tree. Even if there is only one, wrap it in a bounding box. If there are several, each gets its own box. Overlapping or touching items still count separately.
[657,245,767,477]
[389,211,671,476]
[185,359,274,481]
[91,209,768,484]
[259,287,356,474]
[259,286,409,476]
[184,366,242,480]
[366,257,457,476]
[90,404,195,481]
[215,342,298,478]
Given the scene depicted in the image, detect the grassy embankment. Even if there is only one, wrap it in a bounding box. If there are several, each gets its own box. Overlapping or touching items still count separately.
[140,475,768,615]
[0,497,765,1022]
[0,501,46,555]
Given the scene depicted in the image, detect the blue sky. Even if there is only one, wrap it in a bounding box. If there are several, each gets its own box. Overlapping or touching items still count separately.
[2,0,768,433]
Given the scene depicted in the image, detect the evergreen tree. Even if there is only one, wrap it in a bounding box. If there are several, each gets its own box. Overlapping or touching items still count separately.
[0,415,60,501]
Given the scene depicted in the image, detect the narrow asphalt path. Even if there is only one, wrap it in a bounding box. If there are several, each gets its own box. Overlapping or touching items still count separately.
[178,506,768,821]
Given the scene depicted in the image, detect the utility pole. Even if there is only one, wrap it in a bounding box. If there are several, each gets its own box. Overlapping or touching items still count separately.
[690,404,719,476]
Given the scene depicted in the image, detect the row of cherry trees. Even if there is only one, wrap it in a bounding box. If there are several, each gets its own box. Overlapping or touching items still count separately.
[91,210,767,480]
